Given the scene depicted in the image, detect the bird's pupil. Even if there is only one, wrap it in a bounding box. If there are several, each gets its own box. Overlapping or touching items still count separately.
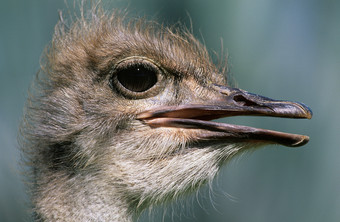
[117,65,157,92]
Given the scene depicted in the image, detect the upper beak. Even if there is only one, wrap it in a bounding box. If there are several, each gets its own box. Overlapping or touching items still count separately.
[137,84,312,147]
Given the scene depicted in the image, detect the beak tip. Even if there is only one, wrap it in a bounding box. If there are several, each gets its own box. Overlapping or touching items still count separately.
[301,103,313,119]
[307,109,313,120]
[293,102,312,119]
[290,135,310,147]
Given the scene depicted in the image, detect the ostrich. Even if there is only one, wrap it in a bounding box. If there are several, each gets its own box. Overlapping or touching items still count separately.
[20,5,312,222]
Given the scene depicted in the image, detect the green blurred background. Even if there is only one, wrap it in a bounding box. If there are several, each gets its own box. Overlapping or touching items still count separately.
[1,0,339,221]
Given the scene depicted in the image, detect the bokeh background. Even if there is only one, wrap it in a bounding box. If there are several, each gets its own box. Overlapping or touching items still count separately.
[1,0,339,221]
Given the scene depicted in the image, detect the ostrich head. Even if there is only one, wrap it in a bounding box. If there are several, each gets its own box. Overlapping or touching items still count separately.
[20,5,312,222]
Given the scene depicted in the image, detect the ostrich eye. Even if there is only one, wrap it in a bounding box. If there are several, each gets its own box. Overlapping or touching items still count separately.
[117,65,157,92]
[110,58,164,99]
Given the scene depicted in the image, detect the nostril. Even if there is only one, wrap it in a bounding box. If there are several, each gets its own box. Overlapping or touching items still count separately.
[233,95,258,107]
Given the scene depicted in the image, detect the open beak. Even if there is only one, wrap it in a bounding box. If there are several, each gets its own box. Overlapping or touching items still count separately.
[137,84,312,147]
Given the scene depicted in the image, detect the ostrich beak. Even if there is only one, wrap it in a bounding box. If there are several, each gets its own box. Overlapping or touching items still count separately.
[137,84,312,147]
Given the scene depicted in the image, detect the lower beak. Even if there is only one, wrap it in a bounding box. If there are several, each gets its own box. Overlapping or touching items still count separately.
[137,85,312,147]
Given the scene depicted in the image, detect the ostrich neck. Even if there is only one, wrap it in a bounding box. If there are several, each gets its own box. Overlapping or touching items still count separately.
[34,171,133,222]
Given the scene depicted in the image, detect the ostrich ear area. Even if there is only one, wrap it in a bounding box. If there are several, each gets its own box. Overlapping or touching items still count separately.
[137,85,312,147]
